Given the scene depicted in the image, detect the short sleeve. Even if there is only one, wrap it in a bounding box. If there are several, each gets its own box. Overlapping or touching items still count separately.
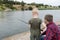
[29,20,31,24]
[39,19,42,24]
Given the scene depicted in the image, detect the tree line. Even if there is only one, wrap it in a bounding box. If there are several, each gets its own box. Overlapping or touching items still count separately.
[0,0,60,10]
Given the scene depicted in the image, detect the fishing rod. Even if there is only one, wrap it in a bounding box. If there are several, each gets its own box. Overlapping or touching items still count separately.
[18,1,29,24]
[18,19,29,24]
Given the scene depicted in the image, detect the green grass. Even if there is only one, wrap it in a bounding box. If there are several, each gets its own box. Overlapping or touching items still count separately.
[38,8,60,10]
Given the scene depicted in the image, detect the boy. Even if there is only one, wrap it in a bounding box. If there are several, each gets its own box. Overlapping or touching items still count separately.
[29,8,42,40]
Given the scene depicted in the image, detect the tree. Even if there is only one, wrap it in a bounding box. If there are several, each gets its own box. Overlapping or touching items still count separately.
[58,6,60,8]
[31,2,36,5]
[14,1,20,5]
[44,5,49,8]
[44,5,49,7]
[0,0,3,5]
[39,4,44,6]
[4,0,14,9]
[28,6,32,10]
[20,1,26,10]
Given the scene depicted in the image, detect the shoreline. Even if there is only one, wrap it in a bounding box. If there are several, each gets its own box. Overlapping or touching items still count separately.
[3,31,30,40]
[0,9,60,12]
[2,22,60,40]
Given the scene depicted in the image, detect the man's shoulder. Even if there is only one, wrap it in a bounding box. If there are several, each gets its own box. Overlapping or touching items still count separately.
[48,23,57,29]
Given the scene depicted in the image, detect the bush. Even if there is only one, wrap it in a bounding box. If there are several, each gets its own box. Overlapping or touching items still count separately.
[58,6,60,8]
[28,6,32,10]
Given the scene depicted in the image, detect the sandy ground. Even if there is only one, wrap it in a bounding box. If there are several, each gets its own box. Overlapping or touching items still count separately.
[3,31,30,40]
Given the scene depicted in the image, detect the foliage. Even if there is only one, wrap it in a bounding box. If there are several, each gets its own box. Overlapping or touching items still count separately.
[58,6,60,8]
[0,0,60,10]
[28,6,33,10]
[21,1,26,11]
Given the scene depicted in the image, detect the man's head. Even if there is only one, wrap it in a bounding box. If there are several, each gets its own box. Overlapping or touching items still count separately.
[44,14,53,25]
[32,8,39,17]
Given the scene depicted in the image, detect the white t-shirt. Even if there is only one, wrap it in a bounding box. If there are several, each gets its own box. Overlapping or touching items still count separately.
[41,22,47,34]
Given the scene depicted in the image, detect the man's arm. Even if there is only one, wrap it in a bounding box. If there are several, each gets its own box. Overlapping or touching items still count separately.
[44,28,54,40]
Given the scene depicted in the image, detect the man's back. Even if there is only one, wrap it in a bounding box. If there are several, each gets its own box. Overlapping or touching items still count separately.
[44,22,59,40]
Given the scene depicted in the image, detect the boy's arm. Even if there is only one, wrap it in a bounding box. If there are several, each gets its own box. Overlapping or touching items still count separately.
[28,24,31,28]
[28,20,31,27]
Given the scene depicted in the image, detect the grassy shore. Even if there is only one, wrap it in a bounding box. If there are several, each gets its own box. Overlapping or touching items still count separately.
[0,6,60,11]
[38,8,60,10]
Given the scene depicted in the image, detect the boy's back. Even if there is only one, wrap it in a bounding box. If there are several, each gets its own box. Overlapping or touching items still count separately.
[29,18,42,30]
[29,7,42,40]
[29,18,42,40]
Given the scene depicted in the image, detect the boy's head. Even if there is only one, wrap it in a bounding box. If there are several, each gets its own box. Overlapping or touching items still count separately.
[32,8,39,17]
[44,14,53,24]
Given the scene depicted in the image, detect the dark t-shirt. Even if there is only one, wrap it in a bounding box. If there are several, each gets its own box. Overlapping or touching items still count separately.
[29,18,42,30]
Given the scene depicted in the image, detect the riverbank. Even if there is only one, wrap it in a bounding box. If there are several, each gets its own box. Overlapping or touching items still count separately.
[0,7,60,11]
[3,31,30,40]
[0,10,60,40]
[38,8,60,10]
[3,22,60,40]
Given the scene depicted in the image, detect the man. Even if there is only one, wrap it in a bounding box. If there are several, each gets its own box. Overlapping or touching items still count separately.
[29,8,42,40]
[43,14,60,40]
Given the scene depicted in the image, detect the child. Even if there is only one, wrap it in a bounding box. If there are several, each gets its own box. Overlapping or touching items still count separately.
[29,8,42,40]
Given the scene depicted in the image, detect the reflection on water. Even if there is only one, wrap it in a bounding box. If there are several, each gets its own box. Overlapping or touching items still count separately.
[0,12,7,23]
[0,11,30,40]
[0,10,60,40]
[0,12,5,19]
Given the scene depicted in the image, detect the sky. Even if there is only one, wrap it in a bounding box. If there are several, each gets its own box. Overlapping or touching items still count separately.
[14,0,60,6]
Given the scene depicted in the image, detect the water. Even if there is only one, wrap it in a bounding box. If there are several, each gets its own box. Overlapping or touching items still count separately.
[0,10,60,40]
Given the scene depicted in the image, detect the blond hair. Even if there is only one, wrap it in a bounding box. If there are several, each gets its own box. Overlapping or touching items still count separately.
[32,7,39,14]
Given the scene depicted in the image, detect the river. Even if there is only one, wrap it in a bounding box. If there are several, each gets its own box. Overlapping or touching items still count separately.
[0,10,60,40]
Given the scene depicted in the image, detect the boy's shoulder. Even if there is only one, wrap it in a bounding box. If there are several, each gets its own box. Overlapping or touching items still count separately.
[29,18,42,24]
[29,18,42,21]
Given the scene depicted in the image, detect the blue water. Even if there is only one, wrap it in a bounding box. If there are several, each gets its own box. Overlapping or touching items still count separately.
[0,10,60,40]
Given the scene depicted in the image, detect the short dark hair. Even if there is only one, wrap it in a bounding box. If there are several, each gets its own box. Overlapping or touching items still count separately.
[45,14,53,22]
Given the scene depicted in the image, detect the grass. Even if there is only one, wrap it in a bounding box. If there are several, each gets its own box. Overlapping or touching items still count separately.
[38,6,60,10]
